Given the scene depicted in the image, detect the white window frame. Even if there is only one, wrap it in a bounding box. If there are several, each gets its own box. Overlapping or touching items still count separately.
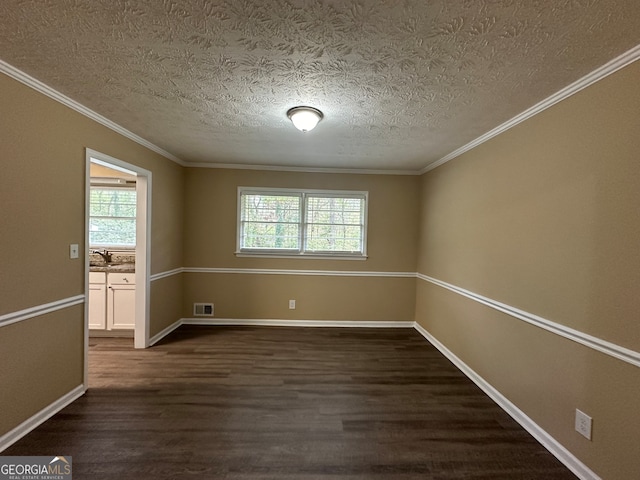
[89,185,137,250]
[236,187,368,259]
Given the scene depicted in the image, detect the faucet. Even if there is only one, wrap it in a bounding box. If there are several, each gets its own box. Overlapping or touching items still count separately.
[92,249,112,263]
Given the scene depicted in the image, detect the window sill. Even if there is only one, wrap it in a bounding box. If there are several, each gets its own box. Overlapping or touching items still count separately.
[235,251,368,261]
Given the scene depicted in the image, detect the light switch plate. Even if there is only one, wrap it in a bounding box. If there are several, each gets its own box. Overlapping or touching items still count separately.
[69,244,79,259]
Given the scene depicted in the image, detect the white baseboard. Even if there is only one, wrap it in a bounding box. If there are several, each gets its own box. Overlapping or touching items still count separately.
[413,322,601,480]
[147,318,600,479]
[0,384,86,453]
[148,318,415,346]
[181,318,415,328]
[0,322,602,479]
[148,319,184,346]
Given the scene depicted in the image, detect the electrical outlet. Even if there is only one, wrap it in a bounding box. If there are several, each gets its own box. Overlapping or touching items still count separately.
[575,409,592,440]
[289,299,296,310]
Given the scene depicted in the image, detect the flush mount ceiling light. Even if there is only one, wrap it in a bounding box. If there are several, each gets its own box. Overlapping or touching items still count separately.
[287,106,323,132]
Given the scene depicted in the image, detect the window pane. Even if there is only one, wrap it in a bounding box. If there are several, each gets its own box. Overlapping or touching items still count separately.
[306,224,363,252]
[241,194,300,222]
[305,196,364,253]
[90,218,136,246]
[240,193,301,250]
[242,222,299,249]
[90,189,136,217]
[306,197,363,225]
[238,189,366,256]
[90,187,136,247]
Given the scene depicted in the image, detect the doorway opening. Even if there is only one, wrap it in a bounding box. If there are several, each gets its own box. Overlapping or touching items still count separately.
[84,149,151,385]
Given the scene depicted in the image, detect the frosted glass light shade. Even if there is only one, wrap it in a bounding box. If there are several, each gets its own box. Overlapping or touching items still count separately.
[287,106,323,132]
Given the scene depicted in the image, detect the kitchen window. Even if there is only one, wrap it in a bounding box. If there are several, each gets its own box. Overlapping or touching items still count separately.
[237,187,368,258]
[89,186,137,248]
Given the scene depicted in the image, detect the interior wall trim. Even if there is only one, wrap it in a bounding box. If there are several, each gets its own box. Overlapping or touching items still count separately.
[0,60,185,166]
[150,268,184,282]
[0,295,85,329]
[420,44,640,174]
[183,318,415,328]
[184,161,421,176]
[413,323,600,480]
[0,384,85,453]
[183,267,415,278]
[3,45,638,177]
[148,268,639,368]
[149,319,185,346]
[417,273,640,369]
[149,318,414,346]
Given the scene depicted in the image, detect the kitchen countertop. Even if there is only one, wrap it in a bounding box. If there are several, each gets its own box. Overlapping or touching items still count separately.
[89,263,135,273]
[89,251,135,273]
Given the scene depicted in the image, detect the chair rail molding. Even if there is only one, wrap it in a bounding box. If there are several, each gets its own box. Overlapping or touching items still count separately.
[0,295,85,328]
[417,273,640,369]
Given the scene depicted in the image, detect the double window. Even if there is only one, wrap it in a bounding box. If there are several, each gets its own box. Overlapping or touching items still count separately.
[89,187,137,248]
[237,187,368,258]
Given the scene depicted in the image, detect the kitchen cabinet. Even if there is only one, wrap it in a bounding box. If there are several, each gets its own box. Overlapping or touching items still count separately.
[107,273,136,329]
[88,272,107,329]
[89,271,135,331]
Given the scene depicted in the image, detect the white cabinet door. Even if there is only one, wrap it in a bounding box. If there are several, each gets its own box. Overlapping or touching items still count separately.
[88,272,107,330]
[88,283,107,329]
[107,273,136,330]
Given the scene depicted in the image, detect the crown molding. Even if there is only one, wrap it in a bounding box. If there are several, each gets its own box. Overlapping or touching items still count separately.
[0,61,411,175]
[420,43,640,175]
[184,161,421,176]
[3,42,638,176]
[0,59,186,166]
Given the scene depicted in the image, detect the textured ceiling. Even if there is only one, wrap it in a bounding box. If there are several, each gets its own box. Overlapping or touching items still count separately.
[1,0,639,172]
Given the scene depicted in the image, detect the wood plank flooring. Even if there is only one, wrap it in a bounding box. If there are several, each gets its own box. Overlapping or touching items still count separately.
[3,326,577,479]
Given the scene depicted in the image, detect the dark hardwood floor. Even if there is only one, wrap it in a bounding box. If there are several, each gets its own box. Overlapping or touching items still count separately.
[3,325,577,479]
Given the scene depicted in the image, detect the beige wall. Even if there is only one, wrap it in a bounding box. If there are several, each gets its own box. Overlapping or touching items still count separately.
[2,51,638,479]
[0,307,84,435]
[151,273,185,336]
[183,168,419,321]
[415,61,640,479]
[0,72,184,435]
[184,273,415,322]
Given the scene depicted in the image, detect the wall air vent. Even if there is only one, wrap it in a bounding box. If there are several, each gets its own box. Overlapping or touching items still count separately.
[193,303,214,316]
